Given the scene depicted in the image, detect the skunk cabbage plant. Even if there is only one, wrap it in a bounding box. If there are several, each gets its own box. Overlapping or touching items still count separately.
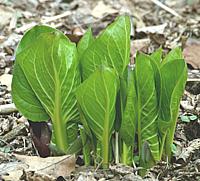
[12,15,187,174]
[12,26,80,153]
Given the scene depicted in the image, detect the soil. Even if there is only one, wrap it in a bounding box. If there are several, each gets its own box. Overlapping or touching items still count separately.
[0,0,200,180]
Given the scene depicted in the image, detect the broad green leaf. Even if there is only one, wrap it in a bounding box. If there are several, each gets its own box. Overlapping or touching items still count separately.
[140,141,155,171]
[77,28,94,60]
[158,59,187,158]
[76,67,119,167]
[120,69,137,146]
[163,47,183,63]
[80,15,131,80]
[149,56,161,105]
[159,60,187,122]
[66,122,79,145]
[12,62,49,120]
[135,53,160,162]
[76,67,119,141]
[13,29,80,152]
[12,25,58,121]
[150,47,162,64]
[16,25,57,55]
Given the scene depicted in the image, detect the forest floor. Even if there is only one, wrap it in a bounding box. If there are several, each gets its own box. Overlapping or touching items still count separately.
[0,0,200,180]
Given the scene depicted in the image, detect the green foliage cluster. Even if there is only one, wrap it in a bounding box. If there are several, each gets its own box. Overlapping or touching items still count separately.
[12,15,187,174]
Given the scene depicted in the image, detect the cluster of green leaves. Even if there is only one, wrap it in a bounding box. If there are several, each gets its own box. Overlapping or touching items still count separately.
[11,15,187,173]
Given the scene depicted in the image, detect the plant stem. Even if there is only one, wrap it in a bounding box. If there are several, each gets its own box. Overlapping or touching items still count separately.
[52,116,68,152]
[165,131,173,160]
[122,142,133,165]
[102,131,109,168]
[96,141,101,167]
[159,131,167,160]
[52,74,68,153]
[115,132,119,164]
[80,127,91,165]
[165,114,179,161]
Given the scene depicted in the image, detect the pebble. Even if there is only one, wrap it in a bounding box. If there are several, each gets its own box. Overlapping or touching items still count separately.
[0,97,4,104]
[77,174,97,181]
[107,173,114,179]
[98,178,106,181]
[0,59,6,69]
[191,69,200,74]
[122,174,143,181]
[0,89,6,96]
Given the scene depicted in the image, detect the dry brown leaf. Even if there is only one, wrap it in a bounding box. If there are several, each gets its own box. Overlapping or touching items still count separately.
[14,154,76,177]
[177,138,200,162]
[1,154,76,180]
[131,38,150,55]
[91,1,118,19]
[136,23,167,34]
[183,38,200,69]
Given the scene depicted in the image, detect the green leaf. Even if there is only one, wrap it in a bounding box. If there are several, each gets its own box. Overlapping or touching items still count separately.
[158,58,187,159]
[12,62,49,120]
[163,47,183,63]
[120,69,137,146]
[180,115,190,123]
[150,47,162,64]
[80,15,131,80]
[189,115,197,121]
[76,67,119,167]
[135,53,160,163]
[12,25,58,121]
[77,28,94,60]
[12,27,80,152]
[16,25,57,55]
[66,136,83,155]
[172,143,177,154]
[159,59,187,123]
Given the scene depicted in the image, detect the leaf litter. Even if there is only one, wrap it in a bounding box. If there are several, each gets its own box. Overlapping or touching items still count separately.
[0,0,200,180]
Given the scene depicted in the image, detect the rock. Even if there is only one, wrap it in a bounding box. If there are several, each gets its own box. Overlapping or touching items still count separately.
[99,178,106,181]
[77,174,97,181]
[0,74,13,91]
[0,5,15,30]
[122,173,143,181]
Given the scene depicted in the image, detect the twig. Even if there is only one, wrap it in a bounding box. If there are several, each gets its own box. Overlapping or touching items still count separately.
[37,155,73,171]
[0,123,27,147]
[0,103,17,114]
[15,22,37,33]
[41,11,71,24]
[15,11,71,33]
[187,78,200,82]
[150,0,182,18]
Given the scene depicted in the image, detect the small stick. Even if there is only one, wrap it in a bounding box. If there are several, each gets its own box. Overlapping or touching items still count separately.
[0,103,17,114]
[15,11,71,33]
[187,78,200,82]
[150,0,182,18]
[41,11,71,24]
[0,123,27,147]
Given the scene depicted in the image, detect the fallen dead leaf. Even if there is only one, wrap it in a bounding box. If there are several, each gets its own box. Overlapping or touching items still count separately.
[183,38,200,69]
[131,38,151,54]
[91,1,118,19]
[136,23,167,34]
[0,161,27,180]
[1,154,76,180]
[177,138,200,163]
[14,154,76,177]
